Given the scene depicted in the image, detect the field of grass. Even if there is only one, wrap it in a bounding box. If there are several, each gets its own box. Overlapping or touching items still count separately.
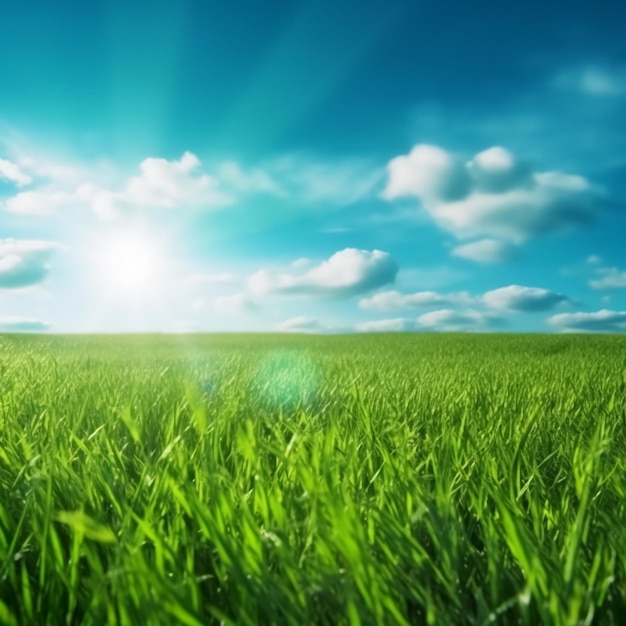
[0,333,625,625]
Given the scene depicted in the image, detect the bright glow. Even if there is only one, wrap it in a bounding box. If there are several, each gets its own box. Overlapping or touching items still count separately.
[96,231,163,298]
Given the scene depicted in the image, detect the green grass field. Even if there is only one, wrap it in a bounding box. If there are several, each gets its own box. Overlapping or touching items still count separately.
[0,333,625,625]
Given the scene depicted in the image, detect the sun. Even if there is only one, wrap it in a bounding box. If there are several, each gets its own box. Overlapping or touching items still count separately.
[96,231,163,298]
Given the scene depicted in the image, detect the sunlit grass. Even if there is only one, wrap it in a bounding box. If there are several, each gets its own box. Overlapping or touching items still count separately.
[0,333,624,625]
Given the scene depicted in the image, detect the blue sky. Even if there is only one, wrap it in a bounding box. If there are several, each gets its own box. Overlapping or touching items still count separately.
[1,0,626,333]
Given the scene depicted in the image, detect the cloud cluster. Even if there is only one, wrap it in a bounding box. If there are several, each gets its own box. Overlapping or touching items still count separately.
[1,148,382,221]
[0,239,58,288]
[1,152,248,219]
[249,248,398,298]
[359,284,569,313]
[383,144,601,250]
[548,310,626,333]
[275,280,576,334]
[278,309,502,334]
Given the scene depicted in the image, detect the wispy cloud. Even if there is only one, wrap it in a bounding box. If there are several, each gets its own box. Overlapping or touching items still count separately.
[267,155,383,205]
[216,161,282,195]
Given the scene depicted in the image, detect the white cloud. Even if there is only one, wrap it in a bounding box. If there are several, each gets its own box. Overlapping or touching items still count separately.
[588,267,626,289]
[435,171,594,242]
[0,316,50,332]
[0,158,32,187]
[359,289,474,311]
[125,151,232,210]
[382,144,470,202]
[417,309,497,332]
[467,146,532,193]
[483,285,569,311]
[383,144,601,243]
[0,239,59,288]
[554,65,626,97]
[249,248,398,299]
[548,310,626,333]
[214,293,257,315]
[4,189,73,216]
[587,254,602,265]
[451,238,517,264]
[355,318,417,332]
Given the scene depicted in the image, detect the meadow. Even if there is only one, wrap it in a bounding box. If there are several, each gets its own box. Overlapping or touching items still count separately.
[0,333,625,625]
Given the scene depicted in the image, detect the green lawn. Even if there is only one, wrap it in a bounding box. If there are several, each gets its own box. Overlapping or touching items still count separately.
[0,333,625,625]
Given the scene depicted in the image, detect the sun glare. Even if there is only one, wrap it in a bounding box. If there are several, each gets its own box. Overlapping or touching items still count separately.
[96,231,163,298]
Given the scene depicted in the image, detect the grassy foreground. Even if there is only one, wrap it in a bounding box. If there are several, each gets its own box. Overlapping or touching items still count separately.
[0,333,625,625]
